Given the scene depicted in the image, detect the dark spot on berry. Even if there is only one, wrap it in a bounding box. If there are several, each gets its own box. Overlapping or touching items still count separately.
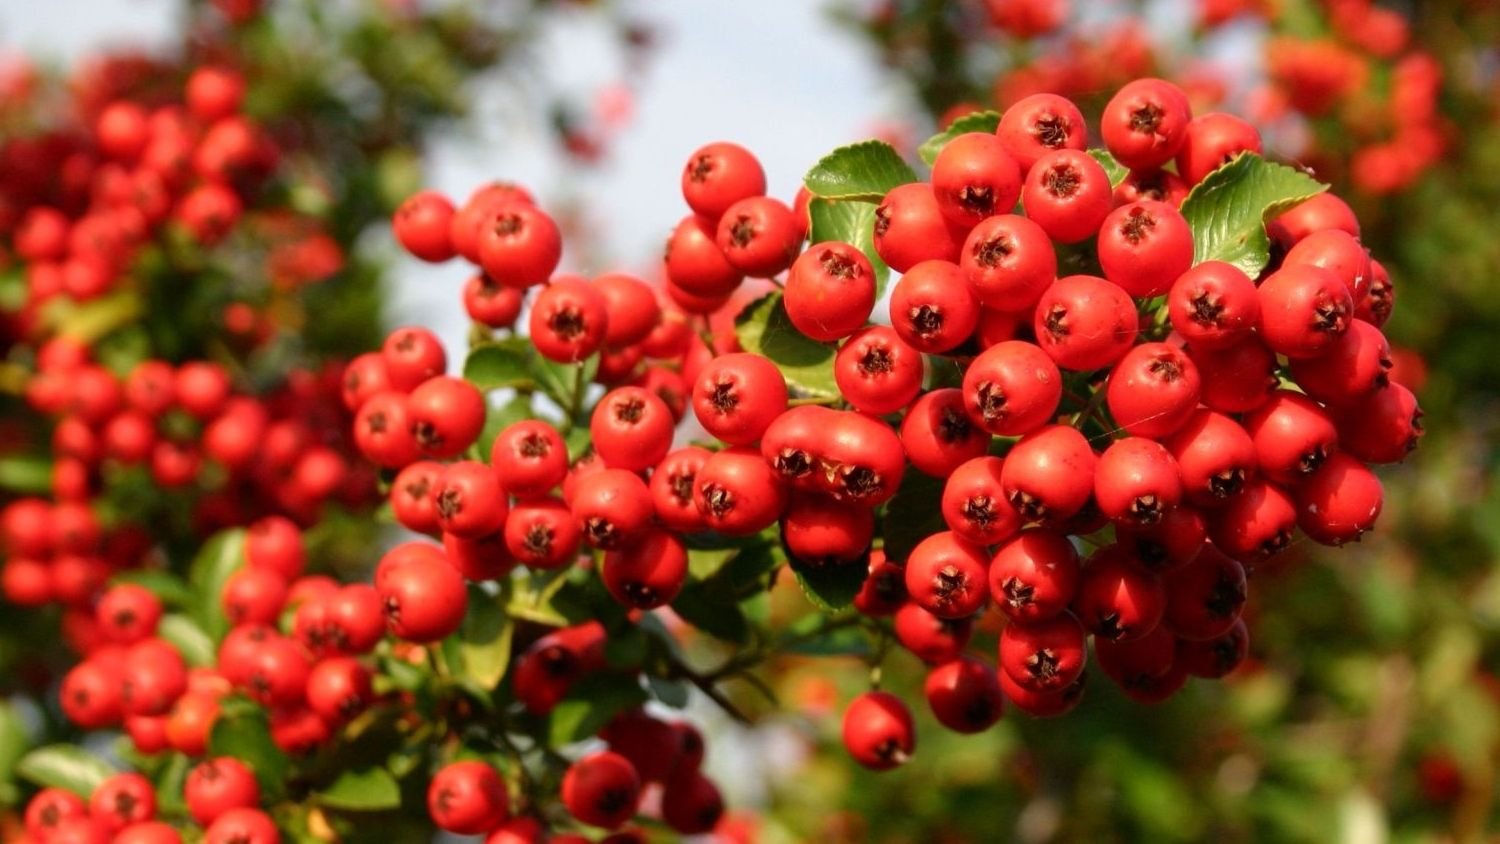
[728,215,756,249]
[1128,102,1164,134]
[518,432,551,458]
[973,234,1014,268]
[614,397,645,424]
[859,345,894,375]
[1120,207,1156,244]
[1034,113,1070,148]
[548,307,586,341]
[909,304,944,337]
[1001,576,1034,608]
[1025,648,1059,681]
[821,248,857,278]
[1042,164,1081,198]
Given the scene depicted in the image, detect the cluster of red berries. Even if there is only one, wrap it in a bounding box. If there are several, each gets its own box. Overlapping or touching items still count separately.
[369,75,1418,779]
[869,0,1447,196]
[20,761,275,844]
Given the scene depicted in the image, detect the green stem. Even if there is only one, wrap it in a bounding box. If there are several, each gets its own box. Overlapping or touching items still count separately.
[560,362,588,433]
[1072,383,1109,429]
[788,394,840,407]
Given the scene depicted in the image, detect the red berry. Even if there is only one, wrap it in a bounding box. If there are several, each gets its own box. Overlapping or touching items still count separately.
[1175,112,1262,184]
[184,757,260,825]
[434,461,509,539]
[393,190,457,262]
[695,447,788,536]
[998,667,1085,717]
[222,568,288,627]
[941,456,1022,545]
[1033,275,1138,371]
[374,543,467,642]
[530,276,610,363]
[1168,261,1260,349]
[715,196,801,278]
[1094,438,1183,527]
[603,528,688,609]
[1288,319,1392,405]
[1333,382,1422,464]
[491,420,568,498]
[665,214,741,296]
[593,273,661,347]
[202,809,278,844]
[391,461,444,534]
[382,326,447,392]
[997,93,1088,171]
[988,530,1080,622]
[650,447,711,533]
[428,761,509,835]
[1187,338,1278,414]
[784,242,877,342]
[1243,390,1340,485]
[463,275,525,328]
[931,132,1023,230]
[924,656,1004,733]
[842,691,915,770]
[853,549,908,617]
[1105,342,1201,439]
[961,339,1062,436]
[570,468,654,549]
[1020,149,1112,244]
[1101,78,1193,171]
[1177,618,1249,678]
[1294,452,1383,545]
[1163,409,1255,508]
[900,389,992,477]
[591,386,675,472]
[893,601,973,663]
[959,214,1057,313]
[1162,543,1248,640]
[834,326,923,415]
[97,584,163,644]
[504,497,582,569]
[1000,424,1098,524]
[998,612,1087,692]
[904,531,990,619]
[873,183,964,272]
[661,771,724,835]
[681,142,766,222]
[1208,478,1297,561]
[1257,264,1353,359]
[889,259,978,354]
[305,657,373,723]
[691,353,788,446]
[562,751,641,830]
[408,376,486,459]
[1072,545,1166,642]
[478,202,562,288]
[1097,200,1193,298]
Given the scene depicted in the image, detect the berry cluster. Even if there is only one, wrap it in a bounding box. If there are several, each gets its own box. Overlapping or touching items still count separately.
[346,73,1419,790]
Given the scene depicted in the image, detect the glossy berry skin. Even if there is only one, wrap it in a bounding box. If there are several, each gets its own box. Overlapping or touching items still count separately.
[433,461,509,539]
[835,326,924,415]
[661,771,725,835]
[997,92,1088,171]
[114,821,183,844]
[1168,261,1259,349]
[1097,200,1193,298]
[1114,168,1189,207]
[873,182,964,272]
[1357,259,1394,327]
[931,132,1023,230]
[203,809,278,844]
[818,411,907,506]
[221,568,288,627]
[1164,410,1256,508]
[121,639,188,717]
[650,447,711,533]
[924,656,1005,733]
[842,691,916,770]
[1187,338,1278,414]
[1243,391,1340,486]
[1072,545,1167,642]
[25,787,86,839]
[1020,150,1113,244]
[393,190,456,262]
[715,196,801,278]
[1033,275,1138,371]
[374,543,467,642]
[1283,229,1370,301]
[1257,264,1353,359]
[1295,453,1383,545]
[1105,342,1201,439]
[592,272,661,347]
[562,751,641,830]
[1163,543,1248,640]
[889,259,979,354]
[1289,319,1392,405]
[504,497,581,569]
[681,141,766,222]
[408,376,486,459]
[184,757,260,825]
[382,326,448,392]
[941,456,1022,546]
[529,277,609,363]
[900,389,993,477]
[590,387,674,472]
[391,461,443,534]
[959,214,1057,313]
[491,420,568,498]
[1000,425,1098,524]
[302,656,371,726]
[853,550,908,617]
[1094,624,1176,692]
[242,637,311,709]
[905,531,990,619]
[1334,382,1423,464]
[477,202,562,288]
[463,276,526,330]
[1095,438,1183,527]
[999,612,1087,692]
[355,391,420,469]
[603,528,688,609]
[325,584,386,654]
[1176,617,1249,679]
[428,761,509,835]
[97,584,163,644]
[785,241,877,341]
[90,772,156,832]
[1209,478,1298,562]
[665,214,742,296]
[999,669,1085,718]
[1175,112,1263,185]
[782,493,875,565]
[691,353,788,446]
[570,469,654,549]
[1100,78,1193,171]
[961,340,1062,436]
[893,602,974,663]
[988,530,1081,622]
[696,447,788,536]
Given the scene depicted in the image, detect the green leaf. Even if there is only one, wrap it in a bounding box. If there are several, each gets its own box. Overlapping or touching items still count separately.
[152,752,191,817]
[1180,153,1328,278]
[454,586,515,691]
[807,199,892,297]
[881,470,946,564]
[16,746,116,796]
[735,293,837,398]
[0,702,32,792]
[803,139,918,202]
[647,675,691,709]
[0,455,52,495]
[110,570,195,608]
[475,395,534,458]
[188,529,246,641]
[1089,148,1131,189]
[464,342,534,392]
[314,767,402,811]
[672,582,751,644]
[779,616,872,657]
[787,557,867,613]
[918,111,1001,166]
[603,624,649,669]
[548,674,648,747]
[157,614,215,668]
[209,698,291,799]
